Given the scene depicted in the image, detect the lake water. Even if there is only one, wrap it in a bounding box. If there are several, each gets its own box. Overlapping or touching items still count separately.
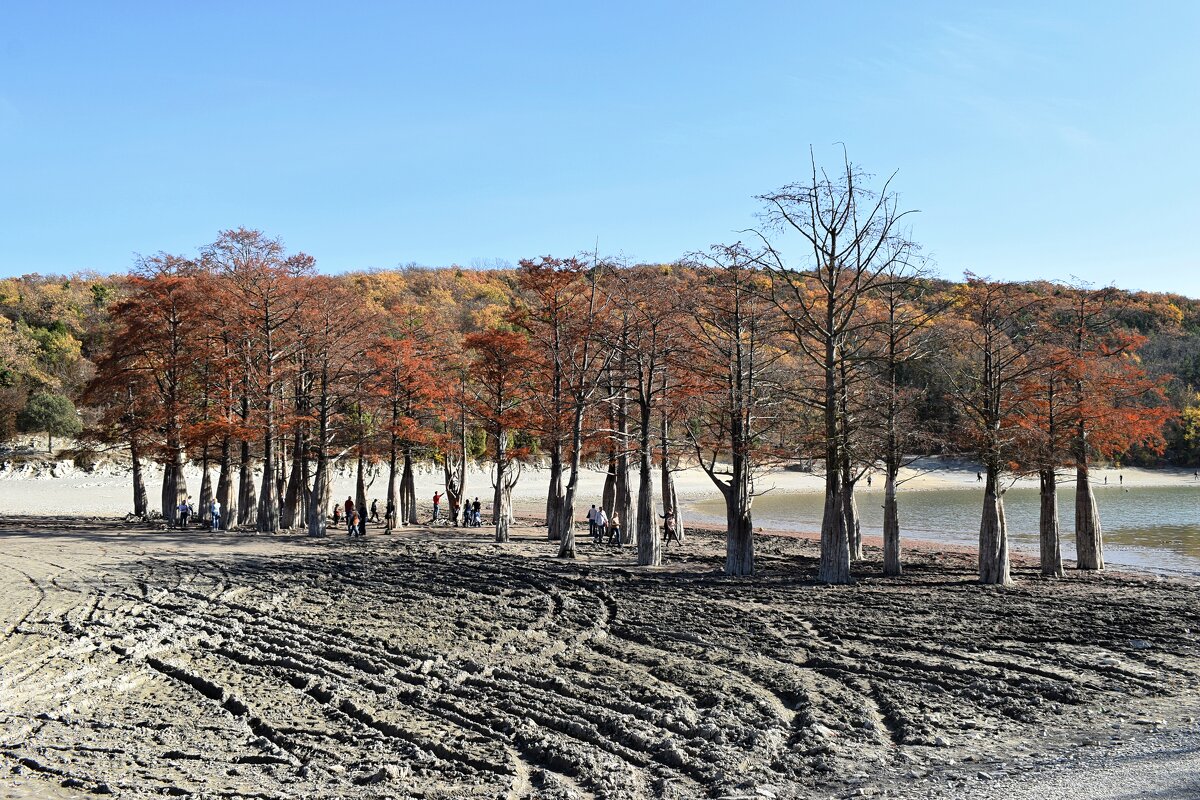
[689,483,1200,576]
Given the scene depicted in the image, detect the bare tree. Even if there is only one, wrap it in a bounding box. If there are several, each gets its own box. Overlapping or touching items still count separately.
[754,150,918,584]
[684,246,789,575]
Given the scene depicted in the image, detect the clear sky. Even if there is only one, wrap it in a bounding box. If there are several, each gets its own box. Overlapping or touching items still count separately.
[1,2,1198,296]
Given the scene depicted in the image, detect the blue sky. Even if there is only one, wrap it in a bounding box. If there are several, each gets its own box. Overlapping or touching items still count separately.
[1,2,1197,296]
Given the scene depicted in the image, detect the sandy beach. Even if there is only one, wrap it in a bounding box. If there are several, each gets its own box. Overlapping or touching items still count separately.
[2,453,1195,523]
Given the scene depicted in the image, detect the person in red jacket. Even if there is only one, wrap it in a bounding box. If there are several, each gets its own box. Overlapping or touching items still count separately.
[432,491,443,521]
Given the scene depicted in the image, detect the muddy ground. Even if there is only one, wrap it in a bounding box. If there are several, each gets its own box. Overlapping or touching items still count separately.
[2,516,1200,799]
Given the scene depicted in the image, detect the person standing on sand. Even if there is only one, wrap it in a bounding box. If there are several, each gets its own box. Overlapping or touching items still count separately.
[344,497,354,523]
[587,505,598,539]
[595,507,608,543]
[347,508,357,537]
[472,497,481,527]
[178,498,190,529]
[385,499,395,532]
[210,499,221,531]
[433,491,443,521]
[333,503,341,525]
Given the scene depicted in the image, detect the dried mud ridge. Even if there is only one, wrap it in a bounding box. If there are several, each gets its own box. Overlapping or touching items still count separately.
[2,520,1200,799]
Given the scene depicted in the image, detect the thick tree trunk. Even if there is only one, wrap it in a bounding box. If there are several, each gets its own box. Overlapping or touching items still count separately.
[130,436,148,517]
[494,427,509,543]
[670,480,684,542]
[387,435,399,531]
[198,447,213,528]
[356,449,367,527]
[818,479,851,584]
[818,328,851,584]
[636,401,658,566]
[725,495,754,576]
[308,455,329,536]
[216,435,234,530]
[281,427,304,529]
[615,397,634,546]
[1039,469,1064,577]
[162,442,187,527]
[258,428,279,532]
[844,475,863,561]
[237,439,257,528]
[401,447,417,525]
[978,465,1012,585]
[724,450,754,575]
[1074,463,1104,570]
[882,470,901,577]
[546,446,563,541]
[602,457,616,515]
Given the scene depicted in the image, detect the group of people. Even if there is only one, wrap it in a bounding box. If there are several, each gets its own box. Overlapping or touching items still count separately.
[333,497,389,536]
[173,496,223,531]
[584,505,679,546]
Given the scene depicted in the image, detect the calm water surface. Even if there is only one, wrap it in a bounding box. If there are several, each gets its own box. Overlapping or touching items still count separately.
[690,483,1200,575]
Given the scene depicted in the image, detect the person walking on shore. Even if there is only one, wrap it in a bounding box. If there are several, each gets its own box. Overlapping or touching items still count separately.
[210,499,221,531]
[595,508,608,544]
[370,499,379,523]
[607,512,622,546]
[587,505,599,540]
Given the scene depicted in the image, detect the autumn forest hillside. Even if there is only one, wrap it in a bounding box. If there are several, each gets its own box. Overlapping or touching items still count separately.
[2,258,1199,470]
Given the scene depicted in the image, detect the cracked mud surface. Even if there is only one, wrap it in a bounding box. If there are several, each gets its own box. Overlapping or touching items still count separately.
[2,517,1200,799]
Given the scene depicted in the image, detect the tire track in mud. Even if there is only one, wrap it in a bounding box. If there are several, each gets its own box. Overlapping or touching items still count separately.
[3,521,1200,799]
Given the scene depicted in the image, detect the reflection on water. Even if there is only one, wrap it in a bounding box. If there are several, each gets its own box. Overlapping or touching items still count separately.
[690,483,1200,575]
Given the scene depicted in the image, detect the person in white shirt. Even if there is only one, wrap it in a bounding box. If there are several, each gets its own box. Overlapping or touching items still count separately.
[595,508,608,543]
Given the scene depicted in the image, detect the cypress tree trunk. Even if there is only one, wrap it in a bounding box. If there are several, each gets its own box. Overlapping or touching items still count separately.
[818,482,851,584]
[546,445,563,541]
[199,445,213,528]
[216,435,234,530]
[308,455,329,536]
[387,434,399,532]
[130,435,148,517]
[1039,469,1064,577]
[882,471,901,577]
[1075,463,1105,570]
[161,442,187,527]
[978,465,1012,585]
[602,456,616,515]
[238,439,257,528]
[844,474,862,561]
[494,427,509,543]
[724,447,754,576]
[355,449,367,526]
[670,480,684,542]
[557,402,589,558]
[402,446,417,525]
[257,426,278,532]
[817,334,851,584]
[282,427,304,529]
[615,391,634,546]
[636,401,658,566]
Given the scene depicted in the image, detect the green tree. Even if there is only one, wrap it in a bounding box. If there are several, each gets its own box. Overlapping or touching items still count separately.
[17,391,82,452]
